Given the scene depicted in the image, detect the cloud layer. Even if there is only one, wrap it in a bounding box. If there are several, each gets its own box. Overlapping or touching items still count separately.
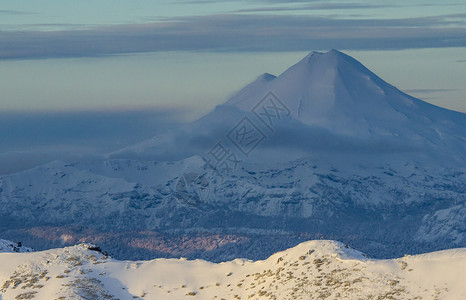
[0,109,186,175]
[1,13,465,59]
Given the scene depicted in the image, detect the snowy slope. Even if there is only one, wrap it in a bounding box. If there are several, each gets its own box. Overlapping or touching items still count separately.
[0,239,33,253]
[1,240,465,299]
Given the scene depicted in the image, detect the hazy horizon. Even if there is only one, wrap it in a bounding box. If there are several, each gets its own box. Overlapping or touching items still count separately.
[1,0,465,174]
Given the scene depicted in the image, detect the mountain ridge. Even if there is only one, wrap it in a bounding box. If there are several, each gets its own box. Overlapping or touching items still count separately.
[1,239,465,299]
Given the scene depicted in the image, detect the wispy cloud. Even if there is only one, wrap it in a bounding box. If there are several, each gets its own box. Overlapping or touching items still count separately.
[234,3,397,13]
[0,9,32,15]
[257,0,326,3]
[1,13,465,60]
[405,89,458,94]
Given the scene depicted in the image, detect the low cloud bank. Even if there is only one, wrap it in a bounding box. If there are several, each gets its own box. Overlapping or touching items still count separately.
[0,109,187,175]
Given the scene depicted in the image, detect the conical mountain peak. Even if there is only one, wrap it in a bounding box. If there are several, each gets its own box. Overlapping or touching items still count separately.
[285,49,373,79]
[224,50,462,138]
[298,49,348,64]
[225,49,394,128]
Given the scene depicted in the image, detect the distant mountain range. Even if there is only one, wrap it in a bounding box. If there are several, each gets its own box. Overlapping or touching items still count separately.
[0,50,464,261]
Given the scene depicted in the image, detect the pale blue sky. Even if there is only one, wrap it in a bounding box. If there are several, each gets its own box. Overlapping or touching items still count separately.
[0,0,465,115]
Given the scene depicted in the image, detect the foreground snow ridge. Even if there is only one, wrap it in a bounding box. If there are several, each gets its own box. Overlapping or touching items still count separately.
[1,240,465,299]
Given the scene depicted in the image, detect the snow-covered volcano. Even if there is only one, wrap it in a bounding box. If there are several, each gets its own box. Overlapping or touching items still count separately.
[0,50,465,261]
[228,50,462,136]
[114,49,465,164]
